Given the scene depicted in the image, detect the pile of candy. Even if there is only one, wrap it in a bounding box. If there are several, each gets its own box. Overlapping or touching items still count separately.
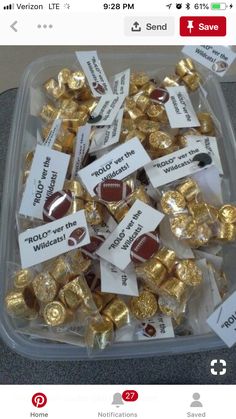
[4,52,233,353]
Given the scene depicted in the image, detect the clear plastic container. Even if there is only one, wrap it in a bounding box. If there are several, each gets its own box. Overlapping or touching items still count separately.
[1,52,236,360]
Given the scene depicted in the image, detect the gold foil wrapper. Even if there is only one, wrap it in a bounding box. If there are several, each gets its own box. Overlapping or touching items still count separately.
[161,190,186,215]
[40,104,58,122]
[146,104,168,124]
[32,272,58,303]
[160,277,189,303]
[135,259,167,292]
[175,58,196,77]
[58,276,86,310]
[69,250,92,273]
[148,131,173,151]
[95,292,116,309]
[197,112,214,134]
[49,256,72,285]
[85,201,104,225]
[175,260,203,286]
[137,120,160,134]
[43,301,68,326]
[67,71,86,90]
[106,201,129,222]
[186,222,212,246]
[126,185,151,207]
[103,298,130,329]
[68,198,85,214]
[216,222,236,242]
[182,73,201,91]
[134,94,150,112]
[85,315,114,350]
[5,287,39,318]
[58,68,72,85]
[161,74,180,88]
[176,178,200,202]
[130,291,158,320]
[154,247,176,272]
[131,72,150,87]
[64,179,85,198]
[218,205,236,224]
[13,269,34,289]
[170,214,193,238]
[188,202,215,224]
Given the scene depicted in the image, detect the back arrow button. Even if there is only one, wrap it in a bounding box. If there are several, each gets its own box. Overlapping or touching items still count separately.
[10,21,18,32]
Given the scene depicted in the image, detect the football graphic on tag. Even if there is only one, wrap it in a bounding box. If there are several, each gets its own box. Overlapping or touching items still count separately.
[150,87,169,104]
[94,179,132,202]
[130,231,160,264]
[43,190,72,222]
[68,227,87,247]
[81,235,105,258]
[92,82,105,95]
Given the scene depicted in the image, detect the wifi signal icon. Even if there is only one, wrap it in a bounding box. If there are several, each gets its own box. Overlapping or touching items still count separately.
[3,3,14,9]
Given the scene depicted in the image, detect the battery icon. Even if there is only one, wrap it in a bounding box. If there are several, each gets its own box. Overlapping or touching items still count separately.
[211,2,227,9]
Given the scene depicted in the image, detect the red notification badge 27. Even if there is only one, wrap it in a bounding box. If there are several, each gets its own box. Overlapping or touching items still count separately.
[122,390,138,402]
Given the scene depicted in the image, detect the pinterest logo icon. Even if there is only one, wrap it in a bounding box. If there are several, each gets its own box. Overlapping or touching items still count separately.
[32,393,47,408]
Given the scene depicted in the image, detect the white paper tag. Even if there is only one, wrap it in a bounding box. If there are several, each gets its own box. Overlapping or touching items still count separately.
[164,86,200,129]
[136,314,175,340]
[145,144,209,188]
[76,50,113,96]
[71,124,91,178]
[19,210,90,268]
[207,291,236,348]
[100,260,138,296]
[89,94,125,126]
[186,135,223,174]
[89,109,124,153]
[79,137,151,196]
[182,45,236,77]
[19,145,70,220]
[111,68,130,97]
[43,119,62,148]
[97,200,164,271]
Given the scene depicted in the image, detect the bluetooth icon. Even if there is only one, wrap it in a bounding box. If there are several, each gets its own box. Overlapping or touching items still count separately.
[186,2,190,9]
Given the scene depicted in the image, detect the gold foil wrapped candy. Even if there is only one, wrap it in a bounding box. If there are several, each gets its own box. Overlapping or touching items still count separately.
[43,301,68,326]
[218,204,236,224]
[84,201,104,226]
[13,269,34,289]
[103,298,130,329]
[175,58,196,78]
[135,259,167,293]
[175,260,203,286]
[131,72,150,87]
[148,131,173,152]
[32,272,58,303]
[67,71,86,90]
[154,247,176,272]
[197,112,214,135]
[161,190,186,215]
[176,178,200,202]
[146,103,168,124]
[160,277,189,303]
[161,74,180,88]
[130,291,158,320]
[85,315,114,350]
[216,222,236,242]
[170,214,193,238]
[5,287,39,318]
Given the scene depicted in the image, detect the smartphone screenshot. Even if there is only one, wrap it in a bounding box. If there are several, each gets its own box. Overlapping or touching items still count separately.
[0,1,236,417]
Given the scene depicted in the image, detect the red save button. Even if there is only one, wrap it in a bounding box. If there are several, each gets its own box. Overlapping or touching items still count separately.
[180,16,226,36]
